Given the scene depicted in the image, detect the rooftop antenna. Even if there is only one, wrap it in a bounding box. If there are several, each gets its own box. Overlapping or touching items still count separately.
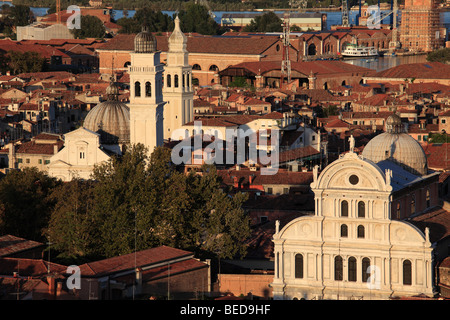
[281,8,292,88]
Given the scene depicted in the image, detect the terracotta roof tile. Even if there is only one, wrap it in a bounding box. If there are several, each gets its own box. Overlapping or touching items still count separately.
[409,206,450,243]
[0,235,44,257]
[0,258,67,277]
[78,246,193,277]
[96,33,279,55]
[369,62,450,80]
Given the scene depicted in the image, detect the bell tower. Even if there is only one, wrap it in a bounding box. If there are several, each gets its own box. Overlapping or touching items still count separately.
[129,26,165,154]
[163,16,194,141]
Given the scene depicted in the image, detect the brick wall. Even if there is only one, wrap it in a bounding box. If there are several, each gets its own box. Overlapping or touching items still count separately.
[218,274,273,299]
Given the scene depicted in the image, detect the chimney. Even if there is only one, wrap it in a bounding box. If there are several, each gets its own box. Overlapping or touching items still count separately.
[249,174,254,185]
[136,267,142,294]
[8,143,15,169]
[233,176,239,189]
[47,275,56,295]
[56,281,62,297]
[53,144,59,155]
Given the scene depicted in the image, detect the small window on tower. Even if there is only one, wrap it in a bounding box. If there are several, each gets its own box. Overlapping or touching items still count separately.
[145,82,151,97]
[135,81,141,97]
[167,74,171,88]
[174,75,179,88]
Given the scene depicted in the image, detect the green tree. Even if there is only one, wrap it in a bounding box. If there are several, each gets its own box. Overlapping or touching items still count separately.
[0,168,60,241]
[133,7,173,32]
[90,143,150,257]
[116,17,141,34]
[8,51,46,74]
[229,76,250,88]
[9,4,34,27]
[428,133,450,143]
[178,3,220,35]
[44,179,98,263]
[427,48,450,64]
[243,11,283,32]
[70,15,106,39]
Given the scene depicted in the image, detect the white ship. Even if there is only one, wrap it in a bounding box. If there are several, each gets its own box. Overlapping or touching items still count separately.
[341,44,379,58]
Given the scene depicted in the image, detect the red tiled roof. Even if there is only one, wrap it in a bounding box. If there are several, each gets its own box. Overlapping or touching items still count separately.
[218,168,313,187]
[341,111,394,119]
[423,143,450,170]
[278,145,320,163]
[369,62,450,80]
[260,111,283,119]
[0,235,43,257]
[222,60,373,77]
[0,139,64,155]
[409,206,450,243]
[324,118,351,128]
[0,258,67,277]
[0,40,70,59]
[78,246,194,277]
[184,118,238,127]
[407,123,439,134]
[96,33,280,55]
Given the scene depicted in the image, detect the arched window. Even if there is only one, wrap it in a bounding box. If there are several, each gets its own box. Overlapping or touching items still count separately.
[411,195,416,215]
[341,200,348,217]
[183,73,186,88]
[403,260,412,285]
[167,74,171,88]
[192,64,201,70]
[209,65,219,72]
[134,81,141,97]
[362,257,371,282]
[295,254,303,279]
[340,224,348,238]
[348,257,357,282]
[145,81,151,97]
[187,73,190,88]
[426,189,430,208]
[334,256,343,281]
[357,225,365,238]
[124,61,131,68]
[174,74,179,88]
[358,201,365,218]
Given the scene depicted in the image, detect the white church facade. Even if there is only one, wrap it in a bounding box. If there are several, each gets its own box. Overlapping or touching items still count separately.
[271,114,438,300]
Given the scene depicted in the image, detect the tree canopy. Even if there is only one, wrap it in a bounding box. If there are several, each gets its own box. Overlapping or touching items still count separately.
[243,11,283,33]
[177,3,221,35]
[70,15,106,39]
[7,51,47,74]
[44,144,251,263]
[427,48,450,64]
[0,168,60,241]
[117,7,173,34]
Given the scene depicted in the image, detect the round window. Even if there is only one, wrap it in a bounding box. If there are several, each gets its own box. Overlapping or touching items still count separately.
[349,175,359,185]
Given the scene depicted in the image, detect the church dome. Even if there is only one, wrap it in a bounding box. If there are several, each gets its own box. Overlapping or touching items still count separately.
[134,26,157,53]
[83,81,130,145]
[362,116,428,175]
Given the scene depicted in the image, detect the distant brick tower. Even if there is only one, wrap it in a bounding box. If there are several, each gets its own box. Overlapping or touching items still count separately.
[399,0,443,52]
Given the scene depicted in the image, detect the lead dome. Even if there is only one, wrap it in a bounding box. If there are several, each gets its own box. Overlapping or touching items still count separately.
[83,80,130,145]
[134,26,157,53]
[361,114,428,176]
